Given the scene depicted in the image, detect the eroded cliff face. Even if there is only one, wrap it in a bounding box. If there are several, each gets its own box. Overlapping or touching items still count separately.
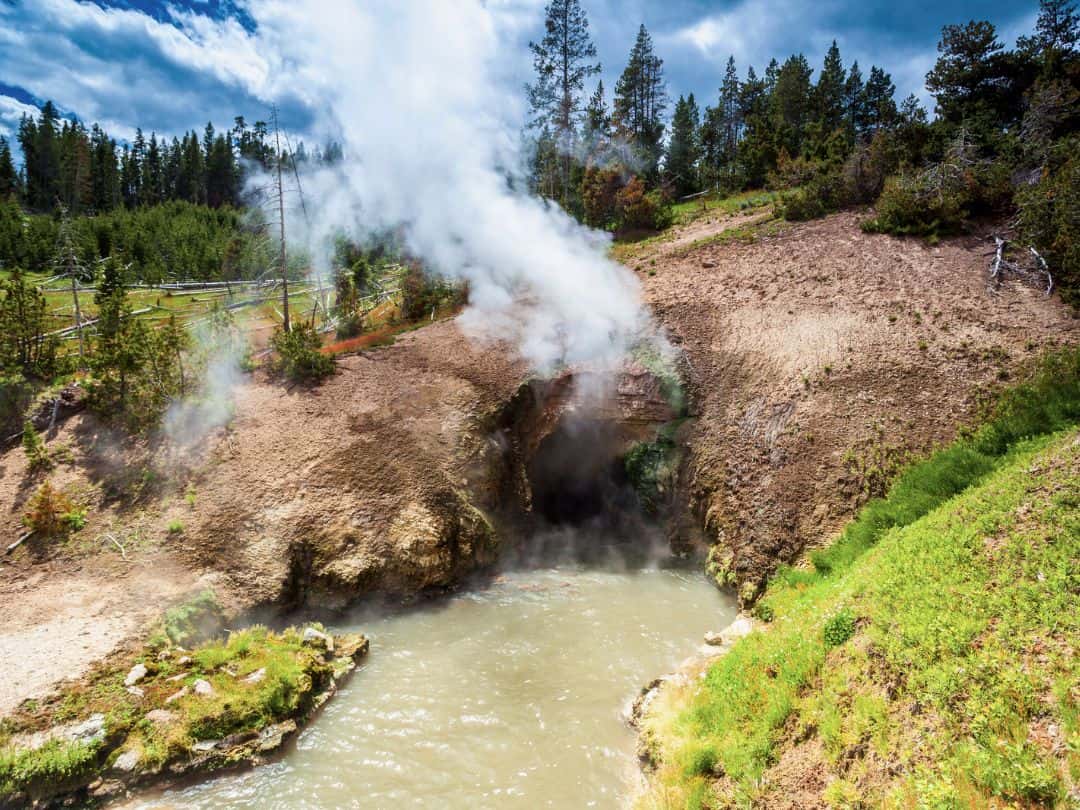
[633,212,1078,603]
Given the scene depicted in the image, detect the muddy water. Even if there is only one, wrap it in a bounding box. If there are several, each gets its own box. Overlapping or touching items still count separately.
[132,567,735,809]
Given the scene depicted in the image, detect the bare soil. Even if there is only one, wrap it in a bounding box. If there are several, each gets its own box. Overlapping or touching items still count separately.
[0,208,1075,719]
[631,209,1077,597]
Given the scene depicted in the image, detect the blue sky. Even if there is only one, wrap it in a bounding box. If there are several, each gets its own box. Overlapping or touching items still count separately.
[0,0,1041,157]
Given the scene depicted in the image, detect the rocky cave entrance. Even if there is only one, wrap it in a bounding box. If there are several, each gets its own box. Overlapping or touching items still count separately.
[526,418,640,529]
[491,369,690,567]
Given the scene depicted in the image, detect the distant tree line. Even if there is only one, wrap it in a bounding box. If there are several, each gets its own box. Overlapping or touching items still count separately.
[1,103,342,215]
[525,0,1080,306]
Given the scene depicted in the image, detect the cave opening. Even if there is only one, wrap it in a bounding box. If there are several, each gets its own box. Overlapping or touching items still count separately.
[519,416,662,565]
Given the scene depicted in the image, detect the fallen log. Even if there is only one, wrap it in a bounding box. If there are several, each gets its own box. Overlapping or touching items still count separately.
[5,532,31,555]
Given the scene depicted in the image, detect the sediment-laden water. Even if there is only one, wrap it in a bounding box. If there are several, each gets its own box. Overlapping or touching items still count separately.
[129,566,735,809]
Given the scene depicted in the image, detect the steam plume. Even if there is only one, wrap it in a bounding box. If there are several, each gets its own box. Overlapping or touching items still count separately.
[250,0,646,370]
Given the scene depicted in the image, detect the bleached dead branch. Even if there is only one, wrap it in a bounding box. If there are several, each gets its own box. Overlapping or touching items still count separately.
[987,236,1054,296]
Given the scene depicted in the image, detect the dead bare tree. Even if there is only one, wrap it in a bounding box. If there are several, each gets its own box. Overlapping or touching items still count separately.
[988,235,1054,296]
[53,204,90,367]
[271,105,290,332]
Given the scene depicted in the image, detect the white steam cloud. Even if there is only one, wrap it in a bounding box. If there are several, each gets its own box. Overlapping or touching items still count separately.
[250,0,646,370]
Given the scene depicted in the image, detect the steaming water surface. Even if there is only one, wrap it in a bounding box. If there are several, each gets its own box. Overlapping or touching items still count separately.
[129,567,735,809]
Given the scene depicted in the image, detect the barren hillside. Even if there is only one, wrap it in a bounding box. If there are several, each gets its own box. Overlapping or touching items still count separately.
[0,210,1075,718]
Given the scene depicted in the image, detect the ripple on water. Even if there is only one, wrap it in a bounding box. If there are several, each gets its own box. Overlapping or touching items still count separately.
[125,566,736,810]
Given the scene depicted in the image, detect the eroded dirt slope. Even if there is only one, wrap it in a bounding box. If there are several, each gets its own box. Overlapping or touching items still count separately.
[631,210,1076,597]
[1,209,1076,716]
[0,320,526,713]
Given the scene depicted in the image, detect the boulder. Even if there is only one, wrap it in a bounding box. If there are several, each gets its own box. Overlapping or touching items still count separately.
[243,668,266,684]
[124,663,148,687]
[301,627,334,652]
[165,687,189,704]
[703,631,725,646]
[112,750,141,773]
[192,678,215,697]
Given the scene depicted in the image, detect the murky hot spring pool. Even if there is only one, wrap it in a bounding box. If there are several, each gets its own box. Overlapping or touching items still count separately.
[127,566,736,809]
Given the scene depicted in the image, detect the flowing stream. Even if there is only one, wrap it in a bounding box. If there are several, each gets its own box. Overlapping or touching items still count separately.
[129,566,736,809]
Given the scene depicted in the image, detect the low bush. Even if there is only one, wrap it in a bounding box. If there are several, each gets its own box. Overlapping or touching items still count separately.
[269,324,335,383]
[822,608,856,647]
[22,481,75,538]
[615,176,674,231]
[160,590,225,647]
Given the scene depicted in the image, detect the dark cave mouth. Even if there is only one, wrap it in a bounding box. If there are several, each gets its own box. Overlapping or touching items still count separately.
[520,417,663,566]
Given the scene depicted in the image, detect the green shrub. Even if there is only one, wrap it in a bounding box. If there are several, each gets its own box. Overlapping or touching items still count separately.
[161,590,225,647]
[752,602,775,623]
[823,608,856,648]
[1016,136,1080,310]
[269,324,335,383]
[60,508,86,532]
[22,420,50,471]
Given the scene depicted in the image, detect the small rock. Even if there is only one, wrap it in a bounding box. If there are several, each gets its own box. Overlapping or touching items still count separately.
[146,709,177,724]
[165,687,189,704]
[89,779,125,800]
[243,668,266,684]
[301,627,334,652]
[192,740,220,753]
[112,750,141,773]
[703,631,725,646]
[177,656,192,665]
[124,663,148,687]
[702,260,716,269]
[193,679,215,697]
[126,686,145,698]
[257,720,297,753]
[67,714,107,744]
[166,672,187,682]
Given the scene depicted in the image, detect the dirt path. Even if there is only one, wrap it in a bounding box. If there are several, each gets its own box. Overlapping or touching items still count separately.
[0,551,199,716]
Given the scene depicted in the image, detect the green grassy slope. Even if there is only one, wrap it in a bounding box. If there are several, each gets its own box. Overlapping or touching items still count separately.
[641,353,1080,809]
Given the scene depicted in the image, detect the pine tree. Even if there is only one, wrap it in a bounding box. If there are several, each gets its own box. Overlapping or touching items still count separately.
[1019,0,1080,74]
[817,41,846,133]
[926,20,1007,126]
[141,133,163,206]
[721,57,742,181]
[862,66,898,133]
[526,0,601,206]
[0,137,16,199]
[844,62,866,138]
[583,81,610,148]
[0,268,55,377]
[613,24,668,183]
[770,54,814,156]
[91,258,146,413]
[665,94,701,196]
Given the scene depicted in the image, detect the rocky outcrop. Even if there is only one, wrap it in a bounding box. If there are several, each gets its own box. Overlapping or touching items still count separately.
[0,628,369,808]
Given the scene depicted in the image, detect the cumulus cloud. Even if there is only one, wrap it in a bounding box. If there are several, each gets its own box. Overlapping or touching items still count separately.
[0,0,307,142]
[0,93,38,141]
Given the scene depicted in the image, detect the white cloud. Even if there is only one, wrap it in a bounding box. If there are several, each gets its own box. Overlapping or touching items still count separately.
[0,0,286,142]
[0,94,39,141]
